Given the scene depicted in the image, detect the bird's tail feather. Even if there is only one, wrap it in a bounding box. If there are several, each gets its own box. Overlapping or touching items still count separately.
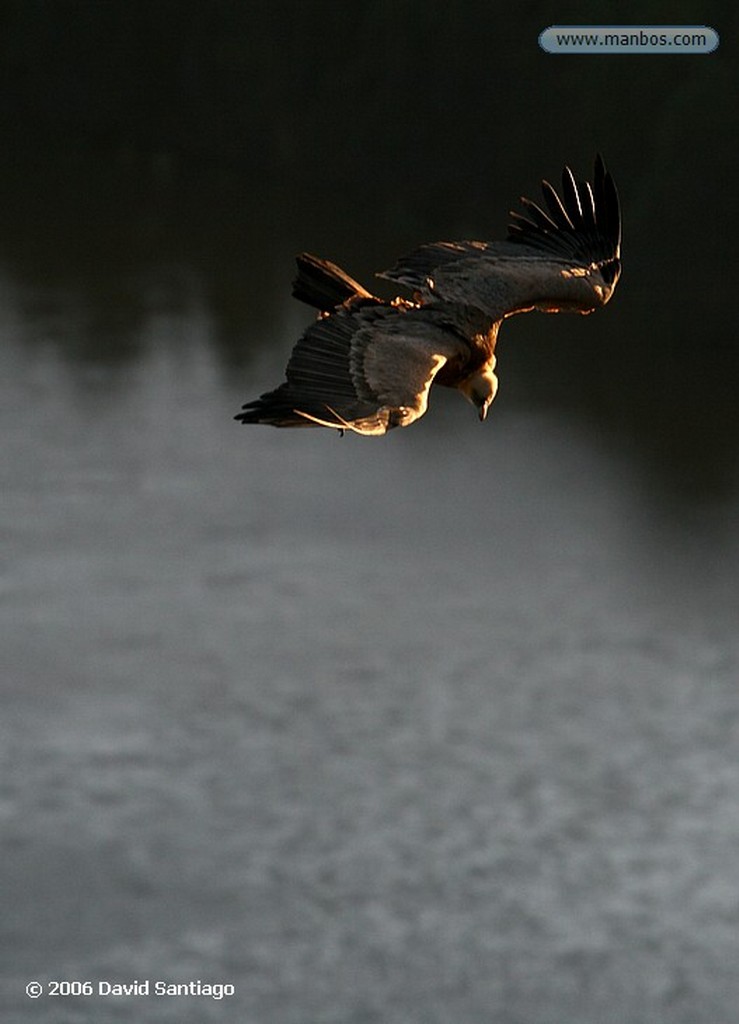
[292,252,375,312]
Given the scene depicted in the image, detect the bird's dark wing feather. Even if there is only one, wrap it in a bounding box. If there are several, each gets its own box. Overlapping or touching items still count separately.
[235,305,468,435]
[507,155,621,265]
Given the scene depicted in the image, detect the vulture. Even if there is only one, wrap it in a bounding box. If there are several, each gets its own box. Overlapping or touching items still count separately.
[236,156,621,435]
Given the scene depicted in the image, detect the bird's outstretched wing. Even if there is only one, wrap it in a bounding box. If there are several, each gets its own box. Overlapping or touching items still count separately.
[235,303,468,435]
[381,155,621,316]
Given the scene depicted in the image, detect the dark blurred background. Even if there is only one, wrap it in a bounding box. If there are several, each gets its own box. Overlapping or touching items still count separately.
[2,4,739,1023]
[0,0,737,495]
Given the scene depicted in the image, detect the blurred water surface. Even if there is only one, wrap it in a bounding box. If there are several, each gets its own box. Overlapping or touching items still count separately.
[1,154,739,1023]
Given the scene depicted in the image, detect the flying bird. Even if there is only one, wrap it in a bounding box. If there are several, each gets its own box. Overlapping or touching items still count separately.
[236,156,621,435]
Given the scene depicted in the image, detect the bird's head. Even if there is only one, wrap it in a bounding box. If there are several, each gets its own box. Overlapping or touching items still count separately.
[459,363,498,421]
